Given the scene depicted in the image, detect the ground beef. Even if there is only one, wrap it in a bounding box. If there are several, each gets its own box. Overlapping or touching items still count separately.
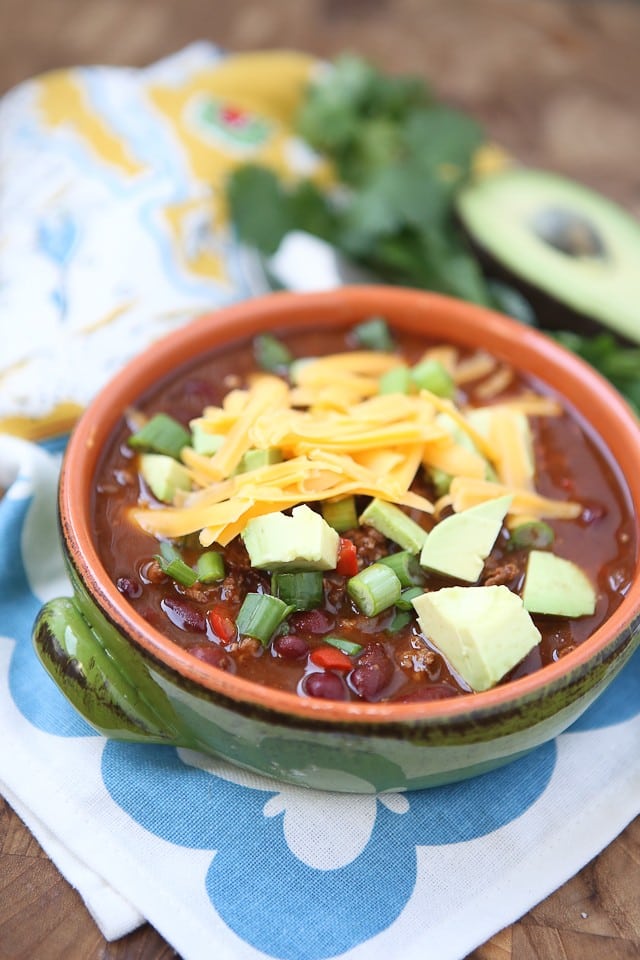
[344,524,389,567]
[480,557,524,588]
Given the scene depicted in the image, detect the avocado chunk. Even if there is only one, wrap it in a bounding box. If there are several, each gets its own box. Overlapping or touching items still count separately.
[190,423,224,455]
[236,447,283,473]
[139,454,191,503]
[241,504,339,571]
[457,168,640,343]
[522,550,596,617]
[412,584,541,692]
[420,495,512,582]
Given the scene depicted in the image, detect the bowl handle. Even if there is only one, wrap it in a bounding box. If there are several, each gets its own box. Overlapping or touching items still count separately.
[33,597,191,746]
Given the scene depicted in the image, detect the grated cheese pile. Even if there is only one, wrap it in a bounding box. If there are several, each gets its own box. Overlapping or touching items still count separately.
[131,344,582,547]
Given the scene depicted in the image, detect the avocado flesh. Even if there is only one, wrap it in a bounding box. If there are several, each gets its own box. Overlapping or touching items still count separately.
[457,168,640,344]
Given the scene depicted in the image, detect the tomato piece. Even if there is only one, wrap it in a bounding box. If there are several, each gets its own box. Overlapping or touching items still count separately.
[207,604,237,643]
[310,645,353,672]
[336,537,358,577]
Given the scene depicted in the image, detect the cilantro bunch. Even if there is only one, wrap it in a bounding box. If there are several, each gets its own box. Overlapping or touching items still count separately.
[225,54,639,412]
[227,54,490,304]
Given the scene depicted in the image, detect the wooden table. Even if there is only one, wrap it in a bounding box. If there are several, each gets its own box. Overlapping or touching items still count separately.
[1,1,639,957]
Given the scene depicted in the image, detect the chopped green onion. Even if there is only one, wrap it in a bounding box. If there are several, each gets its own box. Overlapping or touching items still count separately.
[359,498,427,554]
[410,359,455,398]
[387,609,412,632]
[352,316,395,351]
[347,562,402,616]
[195,551,225,583]
[236,593,293,646]
[377,550,424,587]
[378,365,412,395]
[324,636,363,656]
[254,334,294,373]
[509,520,555,550]
[128,413,191,459]
[155,542,198,587]
[271,571,324,611]
[395,586,424,610]
[428,467,452,497]
[321,496,358,532]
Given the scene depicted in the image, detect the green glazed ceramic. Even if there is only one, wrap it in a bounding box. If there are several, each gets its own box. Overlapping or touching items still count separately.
[32,287,640,792]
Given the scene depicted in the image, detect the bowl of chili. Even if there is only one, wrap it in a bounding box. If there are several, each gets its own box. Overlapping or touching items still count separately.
[33,286,640,792]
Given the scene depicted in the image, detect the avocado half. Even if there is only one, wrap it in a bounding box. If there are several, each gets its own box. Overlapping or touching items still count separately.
[457,168,640,344]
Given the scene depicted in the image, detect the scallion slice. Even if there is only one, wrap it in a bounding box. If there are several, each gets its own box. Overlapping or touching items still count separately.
[254,334,294,374]
[271,571,324,611]
[352,316,395,352]
[236,593,293,646]
[359,498,427,554]
[387,609,412,632]
[128,413,191,459]
[195,551,225,583]
[347,563,401,616]
[324,636,363,656]
[321,496,358,533]
[378,365,412,395]
[410,359,455,398]
[395,586,424,610]
[509,520,555,550]
[377,551,424,587]
[155,543,198,587]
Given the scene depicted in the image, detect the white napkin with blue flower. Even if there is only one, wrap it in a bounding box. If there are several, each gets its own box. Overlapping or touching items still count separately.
[1,43,639,960]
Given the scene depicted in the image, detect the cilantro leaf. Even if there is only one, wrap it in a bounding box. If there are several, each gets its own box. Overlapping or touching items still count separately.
[226,165,293,255]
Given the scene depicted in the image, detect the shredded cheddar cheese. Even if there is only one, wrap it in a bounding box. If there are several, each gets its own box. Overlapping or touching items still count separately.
[130,342,583,546]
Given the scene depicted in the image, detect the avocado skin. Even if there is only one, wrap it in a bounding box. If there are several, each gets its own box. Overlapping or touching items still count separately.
[456,167,640,346]
[462,228,638,345]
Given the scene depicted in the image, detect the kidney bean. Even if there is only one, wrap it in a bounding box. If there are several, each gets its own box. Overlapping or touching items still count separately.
[273,634,309,660]
[289,609,334,634]
[161,597,207,633]
[116,576,142,599]
[302,671,347,701]
[350,642,394,701]
[189,643,233,670]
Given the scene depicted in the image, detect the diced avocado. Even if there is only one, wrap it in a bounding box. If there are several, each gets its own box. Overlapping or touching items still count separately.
[420,495,512,582]
[241,504,339,571]
[430,412,496,492]
[522,550,596,617]
[190,423,224,455]
[457,167,640,343]
[140,454,191,503]
[412,584,541,692]
[236,447,283,473]
[359,498,427,554]
[467,407,534,486]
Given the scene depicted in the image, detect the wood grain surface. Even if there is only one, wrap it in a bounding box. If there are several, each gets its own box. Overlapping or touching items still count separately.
[1,1,639,958]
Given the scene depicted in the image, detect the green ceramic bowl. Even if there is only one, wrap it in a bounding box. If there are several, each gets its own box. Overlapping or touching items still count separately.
[32,287,640,792]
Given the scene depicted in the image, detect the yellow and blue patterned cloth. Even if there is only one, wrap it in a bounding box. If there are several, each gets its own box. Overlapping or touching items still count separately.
[0,43,322,439]
[1,44,639,960]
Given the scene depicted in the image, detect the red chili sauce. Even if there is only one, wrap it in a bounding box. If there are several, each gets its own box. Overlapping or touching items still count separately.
[91,324,636,703]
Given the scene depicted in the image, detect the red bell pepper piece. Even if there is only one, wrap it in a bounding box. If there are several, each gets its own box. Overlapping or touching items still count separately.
[310,645,353,672]
[336,537,358,577]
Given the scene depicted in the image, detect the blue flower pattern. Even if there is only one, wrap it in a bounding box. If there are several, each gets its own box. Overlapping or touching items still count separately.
[3,453,639,958]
